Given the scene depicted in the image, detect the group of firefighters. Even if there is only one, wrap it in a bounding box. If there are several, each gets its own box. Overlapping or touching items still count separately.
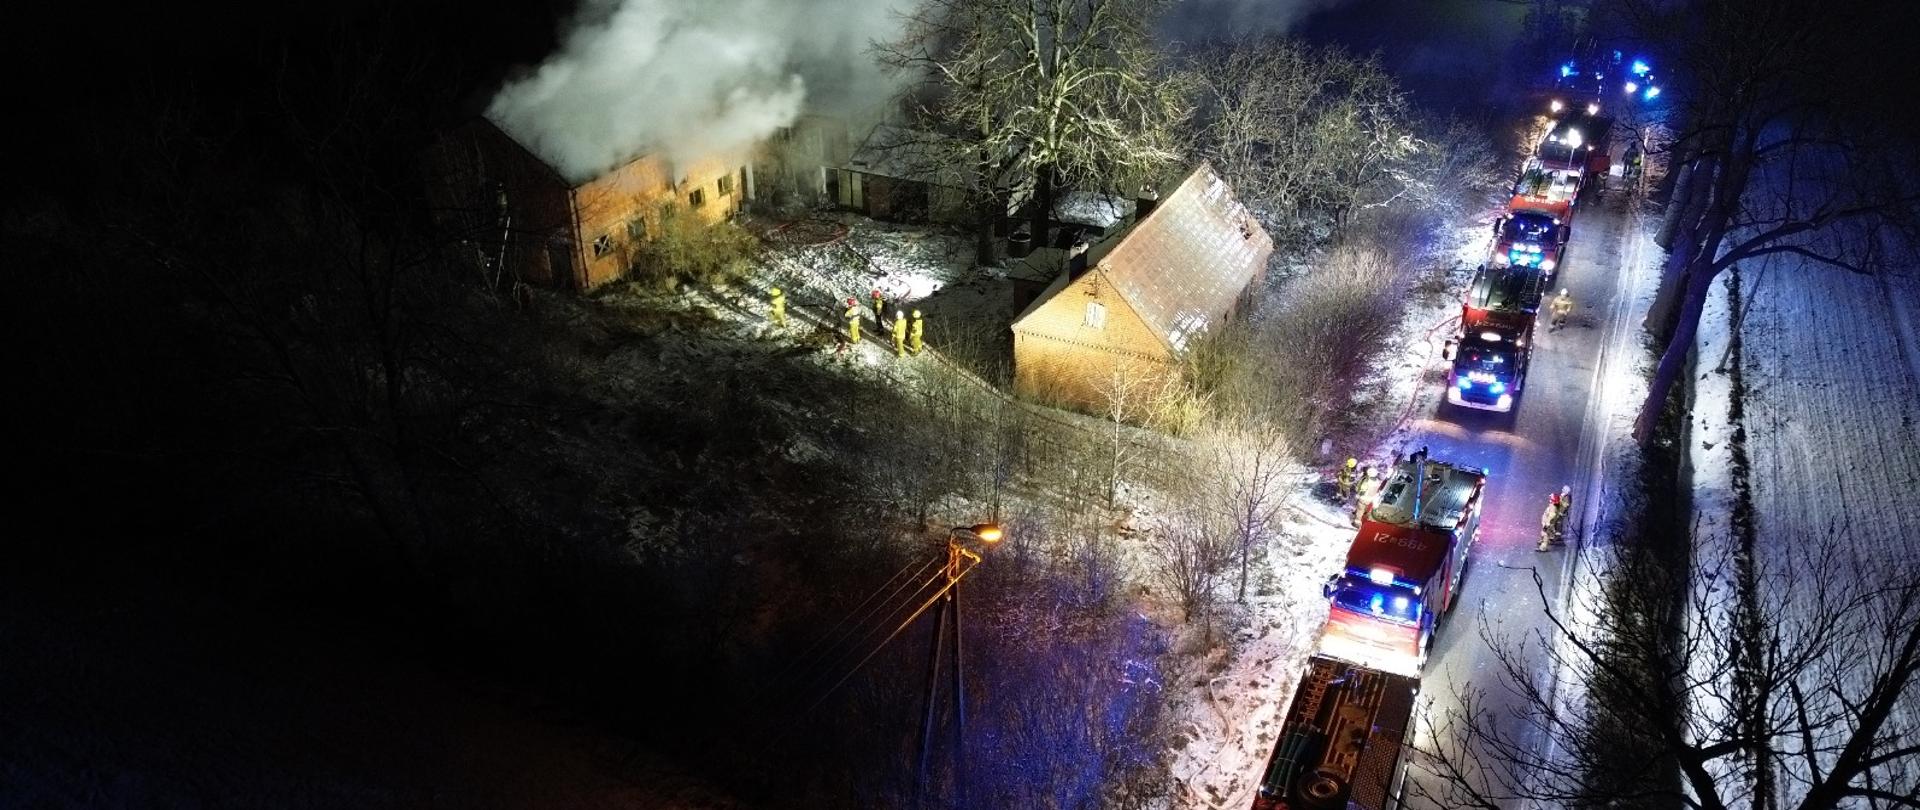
[765,286,925,357]
[1333,456,1574,550]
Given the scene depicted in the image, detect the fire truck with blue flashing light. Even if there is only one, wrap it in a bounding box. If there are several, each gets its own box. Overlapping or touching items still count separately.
[1444,325,1532,413]
[1462,261,1548,331]
[1488,207,1569,281]
[1252,455,1488,810]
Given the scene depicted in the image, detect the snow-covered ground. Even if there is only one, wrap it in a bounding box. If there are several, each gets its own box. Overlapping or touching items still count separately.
[1163,502,1356,809]
[1686,183,1920,796]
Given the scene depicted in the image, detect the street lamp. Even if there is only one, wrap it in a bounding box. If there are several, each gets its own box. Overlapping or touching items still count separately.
[920,521,1002,804]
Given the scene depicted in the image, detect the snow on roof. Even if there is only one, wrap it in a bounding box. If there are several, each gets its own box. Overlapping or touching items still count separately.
[1054,190,1128,230]
[1366,457,1484,532]
[845,124,973,189]
[1015,164,1274,353]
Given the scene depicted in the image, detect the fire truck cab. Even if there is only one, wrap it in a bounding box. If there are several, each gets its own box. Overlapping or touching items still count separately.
[1445,326,1531,412]
[1320,455,1487,677]
[1489,209,1569,280]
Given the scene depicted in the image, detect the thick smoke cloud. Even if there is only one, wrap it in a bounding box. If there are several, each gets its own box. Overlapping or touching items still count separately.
[488,0,904,183]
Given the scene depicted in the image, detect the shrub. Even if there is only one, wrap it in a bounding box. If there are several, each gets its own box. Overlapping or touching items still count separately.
[630,211,760,290]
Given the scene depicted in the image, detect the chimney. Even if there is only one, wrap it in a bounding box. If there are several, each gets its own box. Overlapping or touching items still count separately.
[1067,239,1090,276]
[1056,240,1090,283]
[1134,187,1160,221]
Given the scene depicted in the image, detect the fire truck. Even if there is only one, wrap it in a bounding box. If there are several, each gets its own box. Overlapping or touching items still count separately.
[1252,455,1488,810]
[1445,325,1532,412]
[1488,206,1569,280]
[1507,157,1582,225]
[1462,262,1549,330]
[1319,455,1486,676]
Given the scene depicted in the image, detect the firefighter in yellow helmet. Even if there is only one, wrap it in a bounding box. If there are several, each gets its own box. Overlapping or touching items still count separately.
[891,310,908,357]
[1335,457,1358,502]
[908,309,924,355]
[1549,288,1574,331]
[768,287,786,327]
[1352,465,1383,527]
[844,297,861,344]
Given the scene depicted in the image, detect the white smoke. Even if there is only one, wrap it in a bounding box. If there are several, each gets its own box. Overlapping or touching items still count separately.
[488,0,905,183]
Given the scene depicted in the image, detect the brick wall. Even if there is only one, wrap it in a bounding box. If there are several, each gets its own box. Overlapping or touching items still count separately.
[1013,267,1176,413]
[569,154,748,289]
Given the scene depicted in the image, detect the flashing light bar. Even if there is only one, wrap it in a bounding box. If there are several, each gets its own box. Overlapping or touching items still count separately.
[1631,59,1651,77]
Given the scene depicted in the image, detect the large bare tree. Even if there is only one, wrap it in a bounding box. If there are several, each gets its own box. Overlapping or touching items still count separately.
[885,0,1185,253]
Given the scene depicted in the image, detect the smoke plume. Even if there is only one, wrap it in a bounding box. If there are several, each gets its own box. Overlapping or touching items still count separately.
[488,0,904,183]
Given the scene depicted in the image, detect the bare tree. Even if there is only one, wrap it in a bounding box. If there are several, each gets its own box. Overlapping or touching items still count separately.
[1182,38,1418,239]
[884,0,1186,250]
[1149,513,1232,631]
[1198,418,1295,603]
[1626,0,1920,442]
[1417,536,1920,809]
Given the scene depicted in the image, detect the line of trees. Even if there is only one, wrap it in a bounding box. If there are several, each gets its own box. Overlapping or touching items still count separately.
[1626,0,1920,442]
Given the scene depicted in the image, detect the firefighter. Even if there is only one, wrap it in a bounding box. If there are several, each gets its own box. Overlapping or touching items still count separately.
[1352,465,1382,527]
[1335,458,1358,502]
[870,289,886,326]
[844,297,862,344]
[891,309,908,357]
[1549,288,1574,330]
[767,287,787,328]
[1537,490,1570,551]
[908,309,925,355]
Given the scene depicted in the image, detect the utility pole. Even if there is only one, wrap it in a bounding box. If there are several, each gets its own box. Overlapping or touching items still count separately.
[915,524,1000,808]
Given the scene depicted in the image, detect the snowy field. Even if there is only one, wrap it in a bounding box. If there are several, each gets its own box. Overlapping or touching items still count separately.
[1687,202,1920,796]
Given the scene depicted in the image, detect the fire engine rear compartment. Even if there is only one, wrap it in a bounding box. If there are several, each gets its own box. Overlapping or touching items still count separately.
[1256,655,1419,810]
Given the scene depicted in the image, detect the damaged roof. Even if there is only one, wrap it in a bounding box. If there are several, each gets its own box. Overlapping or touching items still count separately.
[1016,163,1272,353]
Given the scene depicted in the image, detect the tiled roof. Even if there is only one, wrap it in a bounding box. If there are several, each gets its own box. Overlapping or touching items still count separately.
[1086,164,1273,352]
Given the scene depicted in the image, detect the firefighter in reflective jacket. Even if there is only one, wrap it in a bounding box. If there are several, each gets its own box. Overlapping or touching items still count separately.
[1549,288,1574,330]
[844,298,862,344]
[870,289,886,326]
[891,310,908,357]
[908,309,925,355]
[767,287,786,327]
[1352,466,1382,527]
[1335,458,1358,502]
[1537,488,1572,551]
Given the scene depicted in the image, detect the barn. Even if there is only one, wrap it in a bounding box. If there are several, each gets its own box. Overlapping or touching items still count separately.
[1011,164,1273,414]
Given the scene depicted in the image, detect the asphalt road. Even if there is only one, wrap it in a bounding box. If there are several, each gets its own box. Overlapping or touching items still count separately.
[1399,184,1654,808]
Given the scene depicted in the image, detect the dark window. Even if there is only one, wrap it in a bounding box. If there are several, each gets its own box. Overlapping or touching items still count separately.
[627,218,648,241]
[592,234,612,258]
[717,174,734,197]
[689,188,706,208]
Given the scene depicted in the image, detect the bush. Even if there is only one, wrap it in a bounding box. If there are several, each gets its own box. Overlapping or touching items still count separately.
[631,211,760,290]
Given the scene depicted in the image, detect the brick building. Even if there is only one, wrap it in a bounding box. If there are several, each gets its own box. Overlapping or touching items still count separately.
[426,119,753,291]
[1011,164,1273,413]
